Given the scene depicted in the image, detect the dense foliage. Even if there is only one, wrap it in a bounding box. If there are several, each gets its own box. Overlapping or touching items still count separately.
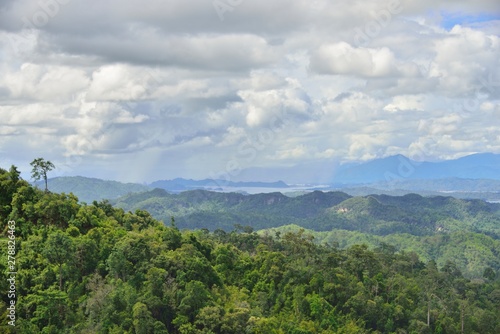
[260,225,500,278]
[113,189,500,237]
[1,166,500,333]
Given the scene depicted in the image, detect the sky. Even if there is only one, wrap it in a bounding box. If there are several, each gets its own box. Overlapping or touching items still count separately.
[0,0,499,184]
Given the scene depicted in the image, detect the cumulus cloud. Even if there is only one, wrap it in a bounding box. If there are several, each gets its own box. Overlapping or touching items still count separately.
[433,26,500,96]
[310,42,398,77]
[240,88,312,127]
[2,63,90,102]
[384,95,426,112]
[0,0,498,182]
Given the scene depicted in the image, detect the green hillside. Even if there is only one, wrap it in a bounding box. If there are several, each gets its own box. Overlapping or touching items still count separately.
[113,190,353,231]
[1,165,499,333]
[259,225,500,278]
[41,176,151,203]
[111,189,500,278]
[113,189,500,238]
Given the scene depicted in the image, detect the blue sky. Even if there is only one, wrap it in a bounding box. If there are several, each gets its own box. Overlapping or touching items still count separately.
[0,0,499,183]
[441,12,500,30]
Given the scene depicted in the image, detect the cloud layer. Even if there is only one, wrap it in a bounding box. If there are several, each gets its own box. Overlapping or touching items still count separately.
[0,0,499,183]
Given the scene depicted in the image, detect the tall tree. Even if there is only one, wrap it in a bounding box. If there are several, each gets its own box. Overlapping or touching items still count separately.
[30,158,55,191]
[0,165,25,219]
[43,230,74,290]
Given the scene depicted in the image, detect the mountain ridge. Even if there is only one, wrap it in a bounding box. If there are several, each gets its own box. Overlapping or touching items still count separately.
[41,176,150,203]
[149,178,289,192]
[332,152,500,184]
[112,188,500,239]
[43,152,500,202]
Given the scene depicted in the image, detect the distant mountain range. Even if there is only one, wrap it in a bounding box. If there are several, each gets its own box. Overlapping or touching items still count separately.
[150,178,289,192]
[43,153,500,203]
[33,153,500,280]
[43,176,150,203]
[43,176,290,203]
[332,153,500,184]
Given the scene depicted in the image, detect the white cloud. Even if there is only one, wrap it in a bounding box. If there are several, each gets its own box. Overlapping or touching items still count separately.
[235,71,288,91]
[87,64,148,101]
[217,126,247,147]
[3,63,90,102]
[310,42,398,77]
[432,26,500,96]
[238,78,313,127]
[384,95,426,112]
[0,0,498,182]
[277,144,307,160]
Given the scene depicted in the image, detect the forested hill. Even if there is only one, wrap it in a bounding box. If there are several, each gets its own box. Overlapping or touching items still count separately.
[113,188,500,237]
[259,224,500,279]
[112,189,500,279]
[41,176,151,203]
[1,166,500,333]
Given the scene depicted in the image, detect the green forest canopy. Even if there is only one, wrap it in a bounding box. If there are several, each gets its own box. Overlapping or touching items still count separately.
[1,165,499,333]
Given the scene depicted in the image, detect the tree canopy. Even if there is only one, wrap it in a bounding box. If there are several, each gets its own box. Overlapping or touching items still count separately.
[1,165,499,333]
[30,158,55,192]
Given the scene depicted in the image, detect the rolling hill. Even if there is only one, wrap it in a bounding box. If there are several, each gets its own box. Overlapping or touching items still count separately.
[113,189,500,237]
[41,176,151,203]
[258,224,500,278]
